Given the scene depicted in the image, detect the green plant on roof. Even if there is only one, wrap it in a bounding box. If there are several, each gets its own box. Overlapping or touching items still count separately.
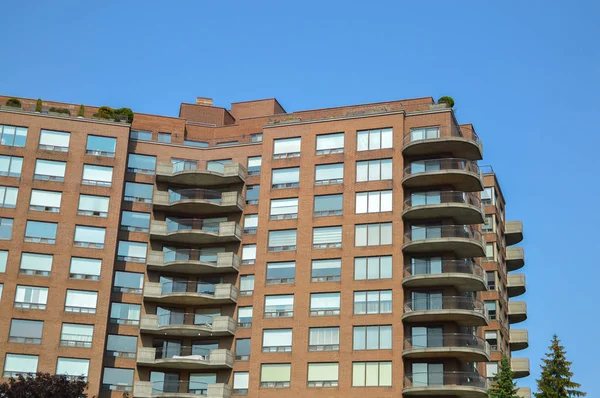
[437,96,455,108]
[77,104,85,117]
[5,98,21,108]
[35,99,42,112]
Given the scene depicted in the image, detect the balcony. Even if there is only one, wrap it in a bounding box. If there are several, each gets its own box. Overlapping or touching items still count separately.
[136,347,234,370]
[143,282,238,305]
[403,191,484,224]
[403,225,486,258]
[403,296,489,326]
[506,247,525,271]
[140,314,236,337]
[403,372,489,397]
[150,220,242,245]
[507,274,526,297]
[133,381,232,398]
[510,329,529,351]
[153,190,244,215]
[156,161,246,187]
[403,126,483,160]
[402,260,487,291]
[505,220,524,246]
[511,358,530,379]
[147,250,240,275]
[508,301,527,324]
[402,159,484,192]
[517,387,532,398]
[403,333,490,362]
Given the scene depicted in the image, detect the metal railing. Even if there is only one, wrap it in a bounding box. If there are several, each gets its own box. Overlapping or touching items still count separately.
[403,158,482,177]
[404,372,489,389]
[151,381,209,395]
[403,125,482,147]
[404,225,484,243]
[404,296,487,316]
[154,346,212,360]
[159,281,217,295]
[403,260,484,278]
[168,188,223,203]
[157,313,215,327]
[403,191,482,210]
[166,218,222,232]
[404,333,489,354]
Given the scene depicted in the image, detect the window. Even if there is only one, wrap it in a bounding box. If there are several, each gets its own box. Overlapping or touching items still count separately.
[74,225,105,248]
[247,156,262,176]
[409,126,440,141]
[19,253,52,276]
[114,271,144,294]
[131,130,152,141]
[158,132,171,143]
[0,251,7,273]
[270,198,298,220]
[0,156,23,177]
[241,244,256,265]
[238,307,253,328]
[314,194,343,217]
[240,275,255,296]
[307,363,338,387]
[0,125,27,147]
[313,226,342,249]
[311,259,341,282]
[184,139,209,148]
[310,292,340,316]
[207,159,232,173]
[24,220,56,244]
[243,214,258,234]
[316,132,344,155]
[486,243,495,260]
[124,182,153,203]
[39,130,70,151]
[485,301,497,320]
[106,334,137,358]
[0,218,12,240]
[34,159,66,181]
[102,367,134,392]
[127,154,156,174]
[260,364,291,388]
[356,158,393,182]
[14,285,48,309]
[266,262,295,285]
[482,187,495,206]
[355,223,392,246]
[117,241,147,263]
[120,211,150,232]
[9,319,43,344]
[262,329,292,352]
[65,290,98,313]
[110,303,141,325]
[354,256,392,280]
[246,185,260,205]
[272,167,300,188]
[216,141,238,146]
[354,290,392,314]
[250,133,263,143]
[315,163,344,185]
[487,271,496,290]
[78,195,109,217]
[268,229,297,251]
[60,323,93,347]
[56,358,89,380]
[86,135,116,157]
[352,362,392,386]
[485,331,498,351]
[486,362,499,378]
[357,128,393,151]
[82,164,113,187]
[353,325,392,350]
[309,327,339,351]
[356,190,392,214]
[30,190,60,212]
[0,186,17,208]
[70,257,101,280]
[264,295,294,318]
[233,372,249,395]
[483,215,495,233]
[235,339,251,360]
[273,137,301,159]
[3,354,38,378]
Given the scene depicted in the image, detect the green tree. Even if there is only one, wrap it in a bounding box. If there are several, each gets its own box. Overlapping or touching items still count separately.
[0,373,88,397]
[488,355,519,398]
[535,334,585,397]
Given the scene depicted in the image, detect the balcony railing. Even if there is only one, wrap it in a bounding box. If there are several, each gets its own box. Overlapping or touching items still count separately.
[403,126,482,147]
[402,126,483,159]
[154,346,212,360]
[404,333,490,355]
[404,260,485,279]
[404,296,487,316]
[134,381,232,397]
[156,161,247,184]
[166,219,221,232]
[150,380,210,395]
[405,225,484,243]
[168,188,223,203]
[404,191,482,210]
[160,281,217,295]
[404,371,489,390]
[404,158,481,177]
[157,313,216,327]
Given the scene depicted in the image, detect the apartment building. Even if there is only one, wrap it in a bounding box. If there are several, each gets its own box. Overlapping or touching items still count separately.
[0,94,529,397]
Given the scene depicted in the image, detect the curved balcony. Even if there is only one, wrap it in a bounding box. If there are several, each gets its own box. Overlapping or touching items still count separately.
[143,282,238,305]
[507,273,526,297]
[517,387,532,398]
[511,358,530,379]
[403,296,488,326]
[156,161,246,187]
[403,372,489,397]
[137,347,234,370]
[147,250,240,275]
[403,333,490,362]
[133,381,231,398]
[510,329,529,351]
[402,159,483,192]
[403,191,484,224]
[140,314,236,337]
[403,225,486,258]
[508,301,527,324]
[403,126,483,160]
[153,189,244,215]
[402,260,487,291]
[150,220,242,245]
[506,247,525,271]
[505,220,524,246]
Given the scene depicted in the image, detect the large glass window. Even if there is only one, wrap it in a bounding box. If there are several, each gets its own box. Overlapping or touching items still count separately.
[235,338,251,361]
[354,256,392,280]
[273,137,301,159]
[263,329,292,352]
[270,198,298,220]
[264,295,294,318]
[30,189,60,212]
[120,211,150,232]
[314,194,343,217]
[60,323,93,347]
[272,167,300,188]
[110,303,141,325]
[0,155,23,177]
[82,164,113,186]
[9,319,43,344]
[102,367,134,391]
[243,214,258,234]
[106,334,138,358]
[354,290,392,314]
[482,187,495,205]
[483,215,495,233]
[239,275,255,296]
[70,257,101,280]
[86,135,116,157]
[19,253,53,276]
[74,225,105,248]
[313,226,342,249]
[315,163,344,185]
[131,130,152,141]
[124,182,153,203]
[0,218,12,240]
[311,259,341,282]
[65,290,98,313]
[266,262,295,285]
[158,132,171,143]
[0,250,7,273]
[353,325,392,350]
[14,285,48,309]
[250,133,262,142]
[485,331,499,351]
[78,194,109,217]
[24,220,57,244]
[0,125,27,147]
[241,244,256,265]
[310,292,340,316]
[352,362,392,386]
[247,156,262,176]
[355,223,393,246]
[127,154,156,174]
[237,306,253,328]
[245,185,260,205]
[316,132,344,155]
[309,327,339,351]
[114,271,144,294]
[308,363,339,387]
[356,190,392,213]
[56,357,89,380]
[356,128,393,151]
[260,364,291,388]
[268,229,297,251]
[356,158,393,182]
[409,127,440,141]
[485,301,497,320]
[34,159,66,181]
[117,241,148,263]
[0,186,18,208]
[233,372,249,395]
[39,129,70,151]
[3,354,38,378]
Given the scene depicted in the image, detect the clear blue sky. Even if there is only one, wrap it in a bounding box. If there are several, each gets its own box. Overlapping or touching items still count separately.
[3,0,598,394]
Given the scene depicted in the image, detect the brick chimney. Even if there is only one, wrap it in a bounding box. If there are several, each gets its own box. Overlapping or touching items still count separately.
[196,97,213,106]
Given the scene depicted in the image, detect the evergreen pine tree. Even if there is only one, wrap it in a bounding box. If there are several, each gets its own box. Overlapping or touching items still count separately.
[488,355,519,398]
[535,334,585,397]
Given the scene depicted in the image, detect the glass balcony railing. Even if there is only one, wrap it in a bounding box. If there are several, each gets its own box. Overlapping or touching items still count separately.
[168,189,223,204]
[404,225,484,243]
[157,313,215,327]
[403,260,484,279]
[404,296,487,316]
[404,191,482,210]
[403,158,482,178]
[404,333,489,354]
[151,381,210,395]
[166,219,222,233]
[404,371,489,390]
[159,281,217,295]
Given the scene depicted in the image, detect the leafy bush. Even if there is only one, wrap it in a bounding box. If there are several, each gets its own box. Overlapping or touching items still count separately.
[113,107,134,123]
[48,107,71,115]
[5,98,21,108]
[437,96,455,108]
[94,106,133,123]
[77,104,85,117]
[35,99,43,112]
